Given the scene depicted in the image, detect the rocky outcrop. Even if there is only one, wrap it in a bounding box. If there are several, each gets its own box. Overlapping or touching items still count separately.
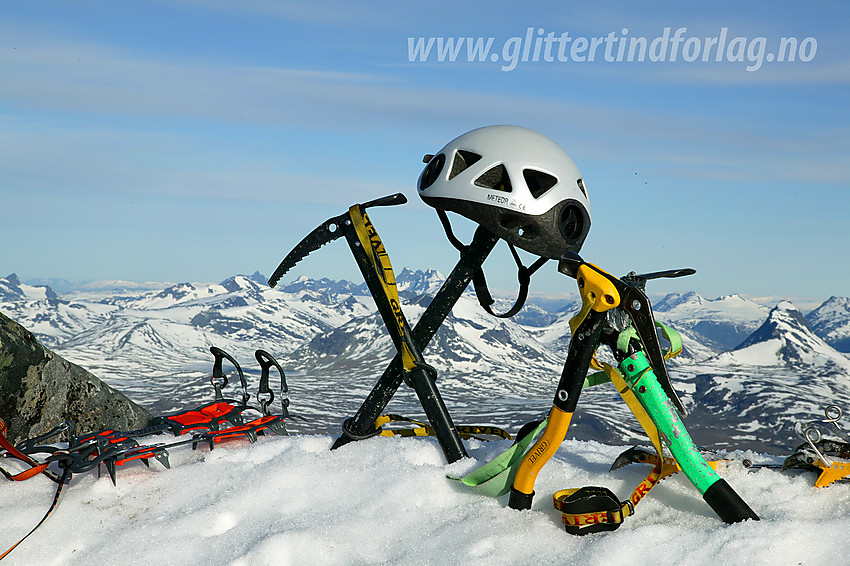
[0,311,152,444]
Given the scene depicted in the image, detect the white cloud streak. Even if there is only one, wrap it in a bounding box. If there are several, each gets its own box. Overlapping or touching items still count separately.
[2,21,847,208]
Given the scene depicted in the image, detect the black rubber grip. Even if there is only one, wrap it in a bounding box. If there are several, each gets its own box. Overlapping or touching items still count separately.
[702,479,760,523]
[508,487,535,510]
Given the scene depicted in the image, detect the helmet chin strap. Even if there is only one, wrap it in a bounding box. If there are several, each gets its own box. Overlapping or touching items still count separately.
[436,210,547,318]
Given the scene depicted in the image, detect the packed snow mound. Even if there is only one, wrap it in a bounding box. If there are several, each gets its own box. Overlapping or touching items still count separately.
[2,434,848,565]
[718,301,850,371]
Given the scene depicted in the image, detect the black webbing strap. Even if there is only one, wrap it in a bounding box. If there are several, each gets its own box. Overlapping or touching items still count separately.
[436,208,467,253]
[436,210,547,318]
[472,248,547,318]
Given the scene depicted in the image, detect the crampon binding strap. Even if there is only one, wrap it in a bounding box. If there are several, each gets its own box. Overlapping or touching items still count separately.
[0,346,292,560]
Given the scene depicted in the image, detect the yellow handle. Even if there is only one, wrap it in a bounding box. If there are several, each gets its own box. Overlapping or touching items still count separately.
[512,406,574,495]
[569,263,621,336]
[578,263,620,312]
[349,206,416,372]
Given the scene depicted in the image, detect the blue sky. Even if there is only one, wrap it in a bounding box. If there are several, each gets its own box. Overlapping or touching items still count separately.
[1,1,847,305]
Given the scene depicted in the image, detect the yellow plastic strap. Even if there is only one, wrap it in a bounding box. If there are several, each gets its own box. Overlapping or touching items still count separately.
[376,414,512,441]
[553,363,676,530]
[348,206,416,372]
[554,463,676,529]
[553,488,635,528]
[602,363,665,459]
[617,450,720,477]
[604,362,695,482]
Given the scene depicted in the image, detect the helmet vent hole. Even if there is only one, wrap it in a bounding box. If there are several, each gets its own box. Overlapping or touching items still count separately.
[449,150,482,180]
[418,153,446,190]
[517,225,537,239]
[559,204,585,243]
[474,164,512,193]
[523,169,558,199]
[577,178,587,198]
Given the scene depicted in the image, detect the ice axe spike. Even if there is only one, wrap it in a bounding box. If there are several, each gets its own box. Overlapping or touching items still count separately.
[268,193,408,287]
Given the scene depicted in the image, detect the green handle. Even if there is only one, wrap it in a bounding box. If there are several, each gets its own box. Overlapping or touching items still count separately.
[618,352,717,493]
[619,352,759,523]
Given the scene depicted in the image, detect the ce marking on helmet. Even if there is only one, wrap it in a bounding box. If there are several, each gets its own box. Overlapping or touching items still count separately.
[486,193,526,211]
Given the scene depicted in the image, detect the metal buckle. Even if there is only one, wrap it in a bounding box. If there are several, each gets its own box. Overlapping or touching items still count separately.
[612,499,635,523]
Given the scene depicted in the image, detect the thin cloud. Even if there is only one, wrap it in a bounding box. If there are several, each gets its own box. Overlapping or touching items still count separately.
[647,59,850,85]
[160,0,404,27]
[0,124,410,205]
[3,22,846,198]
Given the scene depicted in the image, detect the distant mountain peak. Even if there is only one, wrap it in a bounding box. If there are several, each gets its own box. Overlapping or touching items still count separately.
[774,299,798,311]
[807,296,850,353]
[396,268,445,296]
[1,273,61,304]
[736,301,812,349]
[1,273,25,300]
[279,276,365,296]
[158,282,197,297]
[654,291,701,311]
[221,274,264,293]
[249,271,268,286]
[722,300,850,370]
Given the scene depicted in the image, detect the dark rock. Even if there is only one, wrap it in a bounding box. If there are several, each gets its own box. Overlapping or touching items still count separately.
[190,309,252,333]
[0,311,153,444]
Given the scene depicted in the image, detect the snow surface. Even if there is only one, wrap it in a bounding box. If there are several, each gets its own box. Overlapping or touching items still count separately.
[2,433,849,565]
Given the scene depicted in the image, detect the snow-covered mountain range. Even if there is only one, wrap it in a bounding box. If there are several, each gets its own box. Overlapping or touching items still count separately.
[1,271,848,455]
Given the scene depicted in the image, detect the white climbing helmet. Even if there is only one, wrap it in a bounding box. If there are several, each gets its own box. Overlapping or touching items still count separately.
[417,125,591,259]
